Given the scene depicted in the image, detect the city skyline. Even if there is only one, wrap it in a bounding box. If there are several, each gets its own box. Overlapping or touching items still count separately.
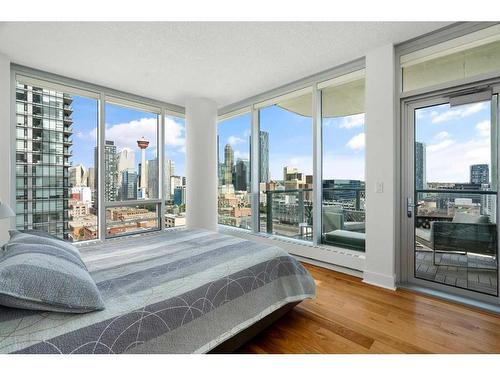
[71,97,186,178]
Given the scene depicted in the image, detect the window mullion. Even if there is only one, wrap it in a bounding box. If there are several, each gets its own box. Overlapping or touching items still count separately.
[251,105,260,233]
[98,93,106,240]
[312,84,322,246]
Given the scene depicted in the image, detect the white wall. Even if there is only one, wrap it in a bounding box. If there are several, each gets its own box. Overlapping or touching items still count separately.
[185,98,218,231]
[363,44,397,290]
[0,53,11,244]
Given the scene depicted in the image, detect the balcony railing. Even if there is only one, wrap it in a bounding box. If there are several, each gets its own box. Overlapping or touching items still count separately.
[262,187,366,242]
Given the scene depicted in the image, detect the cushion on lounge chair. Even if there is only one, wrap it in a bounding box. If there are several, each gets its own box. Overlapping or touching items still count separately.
[324,229,365,252]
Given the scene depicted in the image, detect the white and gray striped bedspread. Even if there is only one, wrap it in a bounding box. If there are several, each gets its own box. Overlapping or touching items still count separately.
[0,228,315,353]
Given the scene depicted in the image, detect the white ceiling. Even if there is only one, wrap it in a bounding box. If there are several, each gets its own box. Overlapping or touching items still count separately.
[0,22,451,108]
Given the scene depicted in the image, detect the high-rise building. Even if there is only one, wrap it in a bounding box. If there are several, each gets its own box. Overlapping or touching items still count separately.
[69,164,87,187]
[15,83,73,239]
[147,158,158,198]
[116,147,135,188]
[259,130,269,182]
[95,140,118,203]
[283,166,304,183]
[173,185,186,206]
[224,143,234,186]
[323,179,364,208]
[170,175,183,196]
[470,164,489,185]
[121,168,138,200]
[71,186,92,203]
[415,142,427,191]
[234,159,250,192]
[165,159,175,200]
[86,166,96,198]
[218,163,226,185]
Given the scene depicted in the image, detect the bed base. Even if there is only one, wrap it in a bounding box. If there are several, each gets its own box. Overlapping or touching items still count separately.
[208,301,299,353]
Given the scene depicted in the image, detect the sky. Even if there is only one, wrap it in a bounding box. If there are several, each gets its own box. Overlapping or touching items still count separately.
[72,94,493,187]
[415,100,492,184]
[218,106,365,182]
[70,96,186,177]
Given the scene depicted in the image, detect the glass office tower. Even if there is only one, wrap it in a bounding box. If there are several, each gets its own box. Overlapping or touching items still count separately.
[15,83,73,239]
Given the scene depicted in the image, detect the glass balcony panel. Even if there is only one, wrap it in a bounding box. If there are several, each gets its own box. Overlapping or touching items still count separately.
[260,189,313,241]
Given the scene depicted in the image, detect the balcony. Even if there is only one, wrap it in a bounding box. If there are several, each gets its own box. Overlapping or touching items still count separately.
[63,116,73,124]
[414,189,498,296]
[262,187,366,248]
[261,188,314,240]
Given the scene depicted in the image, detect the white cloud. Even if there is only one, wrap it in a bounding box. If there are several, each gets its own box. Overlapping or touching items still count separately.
[339,114,365,129]
[165,117,185,148]
[426,137,490,182]
[434,131,450,140]
[346,133,365,150]
[95,117,185,153]
[430,102,486,124]
[227,135,244,146]
[427,139,455,152]
[475,120,490,137]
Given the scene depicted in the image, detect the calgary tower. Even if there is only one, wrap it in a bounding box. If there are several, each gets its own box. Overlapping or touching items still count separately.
[137,136,150,199]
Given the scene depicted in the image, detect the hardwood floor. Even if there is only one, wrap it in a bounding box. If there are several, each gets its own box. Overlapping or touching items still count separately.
[237,263,500,354]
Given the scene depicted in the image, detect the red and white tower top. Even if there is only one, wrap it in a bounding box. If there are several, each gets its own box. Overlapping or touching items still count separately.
[137,137,150,149]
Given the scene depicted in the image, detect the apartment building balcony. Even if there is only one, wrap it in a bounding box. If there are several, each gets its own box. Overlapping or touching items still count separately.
[63,95,73,105]
[262,187,366,250]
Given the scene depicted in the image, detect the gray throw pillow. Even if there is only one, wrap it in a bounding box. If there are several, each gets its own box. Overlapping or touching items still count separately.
[7,230,86,269]
[0,241,104,313]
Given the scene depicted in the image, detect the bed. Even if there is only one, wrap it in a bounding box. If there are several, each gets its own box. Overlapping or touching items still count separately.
[0,228,315,354]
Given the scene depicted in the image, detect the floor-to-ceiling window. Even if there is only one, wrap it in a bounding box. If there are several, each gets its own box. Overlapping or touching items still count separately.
[15,79,99,242]
[258,89,313,240]
[217,112,252,229]
[320,71,366,251]
[14,71,184,242]
[165,113,187,227]
[104,101,160,237]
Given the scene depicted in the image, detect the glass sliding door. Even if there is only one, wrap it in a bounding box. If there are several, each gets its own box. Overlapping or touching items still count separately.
[258,90,313,241]
[404,89,499,302]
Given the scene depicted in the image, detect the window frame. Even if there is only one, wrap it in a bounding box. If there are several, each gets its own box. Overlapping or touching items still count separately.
[10,65,185,243]
[217,60,366,251]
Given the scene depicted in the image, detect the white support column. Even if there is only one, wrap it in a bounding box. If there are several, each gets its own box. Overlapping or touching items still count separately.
[0,52,11,244]
[364,44,397,290]
[185,98,218,231]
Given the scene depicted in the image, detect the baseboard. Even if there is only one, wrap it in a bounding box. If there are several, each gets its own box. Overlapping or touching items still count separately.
[293,254,363,279]
[363,270,396,290]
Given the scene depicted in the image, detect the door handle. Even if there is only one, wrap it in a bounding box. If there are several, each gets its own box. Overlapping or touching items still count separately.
[407,197,420,218]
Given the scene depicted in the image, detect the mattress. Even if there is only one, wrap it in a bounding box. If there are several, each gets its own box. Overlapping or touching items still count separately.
[0,228,315,354]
